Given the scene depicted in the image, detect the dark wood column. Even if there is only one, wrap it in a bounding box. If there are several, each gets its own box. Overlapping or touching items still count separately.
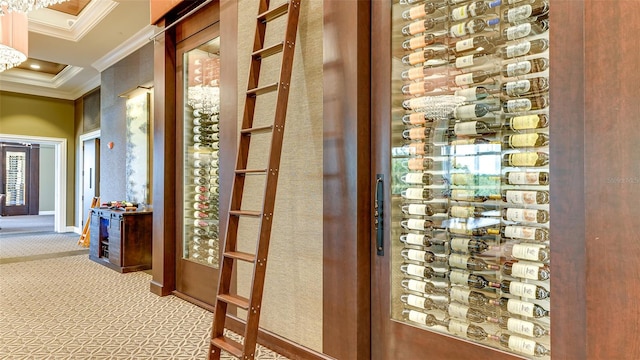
[583,1,640,358]
[150,21,177,296]
[322,1,371,359]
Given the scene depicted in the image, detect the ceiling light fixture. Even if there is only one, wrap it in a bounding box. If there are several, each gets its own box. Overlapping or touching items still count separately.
[0,0,69,15]
[0,5,28,72]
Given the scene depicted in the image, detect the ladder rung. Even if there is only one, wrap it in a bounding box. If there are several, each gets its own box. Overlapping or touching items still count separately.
[229,210,262,217]
[258,2,289,23]
[241,125,273,134]
[235,169,267,175]
[211,336,243,358]
[224,251,256,263]
[252,42,284,59]
[247,82,278,97]
[218,294,250,310]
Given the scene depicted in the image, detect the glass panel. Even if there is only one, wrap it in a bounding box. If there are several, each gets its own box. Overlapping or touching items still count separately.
[390,0,550,358]
[182,37,221,268]
[5,151,26,206]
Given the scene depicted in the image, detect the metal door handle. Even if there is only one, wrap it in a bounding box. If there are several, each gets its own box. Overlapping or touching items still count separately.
[374,174,384,256]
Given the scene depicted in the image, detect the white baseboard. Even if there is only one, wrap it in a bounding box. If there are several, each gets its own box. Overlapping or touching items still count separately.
[67,226,81,234]
[39,211,55,215]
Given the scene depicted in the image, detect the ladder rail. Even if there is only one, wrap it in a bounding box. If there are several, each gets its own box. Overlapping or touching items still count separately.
[209,0,302,358]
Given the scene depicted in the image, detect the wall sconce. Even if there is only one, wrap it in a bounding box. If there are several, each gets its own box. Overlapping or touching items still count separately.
[0,6,28,72]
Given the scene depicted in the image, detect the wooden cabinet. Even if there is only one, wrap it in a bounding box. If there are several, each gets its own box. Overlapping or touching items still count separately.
[89,208,153,273]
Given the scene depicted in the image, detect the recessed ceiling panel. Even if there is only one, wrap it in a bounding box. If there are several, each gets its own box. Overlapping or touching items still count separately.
[46,0,91,16]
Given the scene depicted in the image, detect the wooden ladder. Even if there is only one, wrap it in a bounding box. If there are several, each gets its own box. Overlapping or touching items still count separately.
[208,0,301,359]
[78,196,100,247]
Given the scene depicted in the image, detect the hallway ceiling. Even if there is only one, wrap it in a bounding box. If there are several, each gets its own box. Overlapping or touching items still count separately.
[0,0,155,100]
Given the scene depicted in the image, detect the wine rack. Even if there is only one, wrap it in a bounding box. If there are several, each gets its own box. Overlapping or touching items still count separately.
[5,151,26,206]
[390,0,551,358]
[182,51,221,268]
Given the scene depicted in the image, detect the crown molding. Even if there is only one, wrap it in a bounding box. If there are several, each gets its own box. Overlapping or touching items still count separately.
[28,0,119,42]
[91,24,156,72]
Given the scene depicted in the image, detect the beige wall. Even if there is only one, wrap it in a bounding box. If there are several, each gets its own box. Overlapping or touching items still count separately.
[0,91,76,225]
[236,0,323,351]
[39,145,56,212]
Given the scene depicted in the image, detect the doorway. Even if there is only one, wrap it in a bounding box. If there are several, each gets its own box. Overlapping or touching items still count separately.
[78,130,101,228]
[1,142,39,216]
[0,134,68,233]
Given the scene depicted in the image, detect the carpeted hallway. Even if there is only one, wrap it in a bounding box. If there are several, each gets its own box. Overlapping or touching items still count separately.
[0,215,288,359]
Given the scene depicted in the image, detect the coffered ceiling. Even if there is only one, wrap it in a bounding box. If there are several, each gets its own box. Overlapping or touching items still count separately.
[0,0,155,100]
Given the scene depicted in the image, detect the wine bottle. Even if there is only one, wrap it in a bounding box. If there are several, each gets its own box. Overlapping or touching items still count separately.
[450,120,501,136]
[448,253,501,271]
[504,114,549,131]
[450,269,501,290]
[450,189,502,203]
[502,190,549,204]
[501,207,550,224]
[502,57,549,77]
[401,263,448,280]
[401,1,449,21]
[402,126,433,140]
[490,333,551,357]
[401,248,448,264]
[447,302,489,323]
[401,203,447,216]
[401,294,447,311]
[502,151,549,167]
[400,172,446,185]
[402,15,448,36]
[193,202,211,210]
[450,1,501,22]
[193,125,218,134]
[502,224,549,242]
[501,94,549,113]
[488,316,549,338]
[400,233,445,249]
[400,157,446,171]
[400,188,435,201]
[449,205,499,218]
[401,46,451,66]
[194,176,211,186]
[504,171,549,185]
[449,237,491,254]
[400,218,435,231]
[502,242,551,262]
[454,69,501,87]
[194,219,215,228]
[500,16,549,41]
[193,116,217,126]
[502,77,549,97]
[450,18,499,38]
[193,133,219,143]
[490,297,550,318]
[502,260,551,281]
[193,193,210,202]
[502,133,550,149]
[401,278,450,295]
[502,0,550,24]
[498,279,550,300]
[392,143,436,156]
[499,39,549,59]
[444,318,490,341]
[402,309,439,327]
[193,210,209,219]
[401,30,449,51]
[402,88,491,110]
[453,103,493,119]
[449,286,493,307]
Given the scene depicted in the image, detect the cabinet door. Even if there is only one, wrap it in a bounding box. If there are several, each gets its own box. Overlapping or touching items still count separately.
[371,1,551,359]
[175,21,223,305]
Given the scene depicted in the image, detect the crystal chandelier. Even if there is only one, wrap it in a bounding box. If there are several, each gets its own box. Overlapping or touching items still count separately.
[0,0,69,15]
[0,6,28,72]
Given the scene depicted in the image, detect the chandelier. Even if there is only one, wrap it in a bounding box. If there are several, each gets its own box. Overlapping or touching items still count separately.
[0,6,28,72]
[0,0,69,15]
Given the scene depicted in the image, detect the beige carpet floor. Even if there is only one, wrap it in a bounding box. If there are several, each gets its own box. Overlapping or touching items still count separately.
[0,230,289,359]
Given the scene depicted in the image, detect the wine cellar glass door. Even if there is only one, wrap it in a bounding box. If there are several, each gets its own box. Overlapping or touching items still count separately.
[372,0,551,359]
[175,24,223,305]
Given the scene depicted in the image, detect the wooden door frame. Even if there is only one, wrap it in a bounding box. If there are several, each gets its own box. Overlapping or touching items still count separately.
[78,130,101,229]
[0,134,67,232]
